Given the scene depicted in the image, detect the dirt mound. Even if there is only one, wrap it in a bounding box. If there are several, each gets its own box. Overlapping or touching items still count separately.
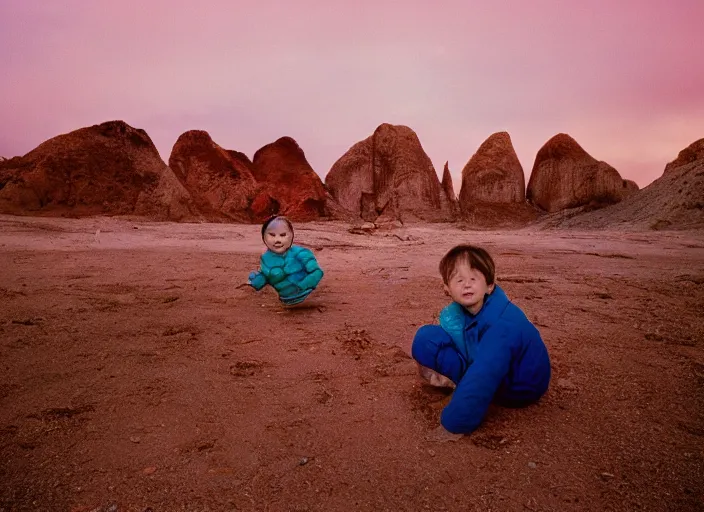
[252,137,349,222]
[0,121,198,220]
[459,132,526,207]
[526,133,631,213]
[325,124,456,223]
[541,138,704,230]
[169,130,258,222]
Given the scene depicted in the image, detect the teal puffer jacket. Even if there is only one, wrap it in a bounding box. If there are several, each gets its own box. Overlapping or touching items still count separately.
[248,245,324,305]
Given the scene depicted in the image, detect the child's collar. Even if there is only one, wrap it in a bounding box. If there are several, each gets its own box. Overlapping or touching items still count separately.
[463,285,509,328]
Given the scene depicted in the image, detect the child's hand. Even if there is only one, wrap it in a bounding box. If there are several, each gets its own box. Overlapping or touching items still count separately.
[418,364,456,389]
[246,271,265,291]
[425,425,463,443]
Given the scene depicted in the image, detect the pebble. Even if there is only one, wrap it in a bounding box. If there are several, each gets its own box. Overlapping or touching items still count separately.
[557,378,578,390]
[527,461,537,469]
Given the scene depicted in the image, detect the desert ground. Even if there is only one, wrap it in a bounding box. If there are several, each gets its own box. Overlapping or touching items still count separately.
[0,215,703,512]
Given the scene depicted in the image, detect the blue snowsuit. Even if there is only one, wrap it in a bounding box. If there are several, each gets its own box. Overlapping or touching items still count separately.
[412,285,551,434]
[248,245,324,305]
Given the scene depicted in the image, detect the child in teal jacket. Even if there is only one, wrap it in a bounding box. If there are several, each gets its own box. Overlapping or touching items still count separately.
[248,216,324,305]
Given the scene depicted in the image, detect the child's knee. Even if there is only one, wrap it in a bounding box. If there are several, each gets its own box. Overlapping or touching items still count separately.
[412,325,448,366]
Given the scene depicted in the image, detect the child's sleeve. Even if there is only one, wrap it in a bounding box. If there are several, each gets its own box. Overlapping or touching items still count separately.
[295,248,324,290]
[439,326,513,434]
[248,258,269,291]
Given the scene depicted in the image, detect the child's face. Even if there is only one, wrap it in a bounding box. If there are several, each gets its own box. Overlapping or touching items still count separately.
[263,220,293,254]
[444,260,494,314]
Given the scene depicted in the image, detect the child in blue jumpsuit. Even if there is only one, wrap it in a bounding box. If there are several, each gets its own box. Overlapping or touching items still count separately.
[412,244,551,437]
[247,216,324,305]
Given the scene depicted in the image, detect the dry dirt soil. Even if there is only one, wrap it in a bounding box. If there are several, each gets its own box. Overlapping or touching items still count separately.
[1,215,703,512]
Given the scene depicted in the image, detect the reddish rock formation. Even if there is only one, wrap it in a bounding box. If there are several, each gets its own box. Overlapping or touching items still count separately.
[453,132,540,227]
[664,138,704,173]
[169,133,349,223]
[459,132,525,209]
[251,137,333,222]
[0,121,197,220]
[442,162,460,216]
[325,124,455,222]
[169,131,258,222]
[324,139,372,218]
[622,179,639,197]
[526,134,627,212]
[544,137,704,230]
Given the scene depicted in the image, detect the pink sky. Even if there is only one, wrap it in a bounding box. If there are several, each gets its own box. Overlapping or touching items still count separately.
[2,0,703,189]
